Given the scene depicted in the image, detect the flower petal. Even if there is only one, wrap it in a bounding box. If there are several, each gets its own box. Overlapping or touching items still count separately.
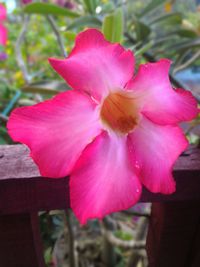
[0,24,7,46]
[49,29,134,101]
[126,59,198,125]
[0,4,6,21]
[7,91,101,178]
[70,132,141,224]
[128,117,188,194]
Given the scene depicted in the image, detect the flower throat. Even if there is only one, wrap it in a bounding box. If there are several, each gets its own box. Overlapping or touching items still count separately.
[100,92,138,134]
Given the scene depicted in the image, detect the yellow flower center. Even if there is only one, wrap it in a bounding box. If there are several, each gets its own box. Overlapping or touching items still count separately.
[100,91,138,134]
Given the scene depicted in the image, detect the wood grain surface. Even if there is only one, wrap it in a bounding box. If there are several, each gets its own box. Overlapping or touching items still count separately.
[0,144,199,215]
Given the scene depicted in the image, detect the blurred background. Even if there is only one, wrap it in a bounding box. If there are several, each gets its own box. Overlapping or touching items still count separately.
[0,0,200,266]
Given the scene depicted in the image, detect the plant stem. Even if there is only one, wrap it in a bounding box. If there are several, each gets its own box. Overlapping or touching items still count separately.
[46,15,67,58]
[64,209,78,267]
[15,15,31,83]
[101,217,117,267]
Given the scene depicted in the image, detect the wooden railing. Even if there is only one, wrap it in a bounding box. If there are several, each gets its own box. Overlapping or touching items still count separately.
[0,144,200,267]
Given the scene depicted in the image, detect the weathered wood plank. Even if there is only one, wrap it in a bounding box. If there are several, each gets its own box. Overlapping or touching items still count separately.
[1,145,199,179]
[0,144,199,215]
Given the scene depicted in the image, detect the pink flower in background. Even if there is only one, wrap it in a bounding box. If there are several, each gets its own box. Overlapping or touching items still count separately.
[7,29,198,224]
[52,0,75,9]
[0,3,7,46]
[22,0,33,4]
[0,3,6,21]
[22,0,75,9]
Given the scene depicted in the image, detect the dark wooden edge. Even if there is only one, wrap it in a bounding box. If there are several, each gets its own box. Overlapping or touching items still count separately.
[0,145,199,215]
[146,201,200,267]
[31,212,46,267]
[0,213,46,267]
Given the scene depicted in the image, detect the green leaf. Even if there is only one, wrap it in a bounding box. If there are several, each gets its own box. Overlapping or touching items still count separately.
[153,29,197,46]
[135,41,153,56]
[134,20,151,41]
[65,31,76,41]
[0,136,7,145]
[187,133,200,145]
[82,0,98,14]
[44,247,53,265]
[139,0,166,17]
[149,12,182,25]
[22,81,70,95]
[0,127,9,144]
[167,38,200,51]
[176,29,198,38]
[115,230,133,241]
[0,45,4,52]
[67,15,102,30]
[102,8,123,43]
[24,3,80,18]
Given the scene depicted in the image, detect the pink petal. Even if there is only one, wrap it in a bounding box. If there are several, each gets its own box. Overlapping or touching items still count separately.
[70,132,142,224]
[0,24,7,46]
[0,4,6,21]
[128,117,188,194]
[126,59,198,125]
[49,29,134,101]
[7,91,101,178]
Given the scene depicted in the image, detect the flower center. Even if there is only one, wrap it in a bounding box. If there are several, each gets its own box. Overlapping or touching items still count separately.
[100,91,138,134]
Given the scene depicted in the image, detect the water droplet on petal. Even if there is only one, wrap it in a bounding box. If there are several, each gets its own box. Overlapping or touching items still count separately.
[135,161,140,169]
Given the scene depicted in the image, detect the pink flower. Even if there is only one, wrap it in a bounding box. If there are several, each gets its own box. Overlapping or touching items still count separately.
[52,0,75,9]
[7,29,198,224]
[0,4,7,46]
[0,3,6,21]
[21,0,33,4]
